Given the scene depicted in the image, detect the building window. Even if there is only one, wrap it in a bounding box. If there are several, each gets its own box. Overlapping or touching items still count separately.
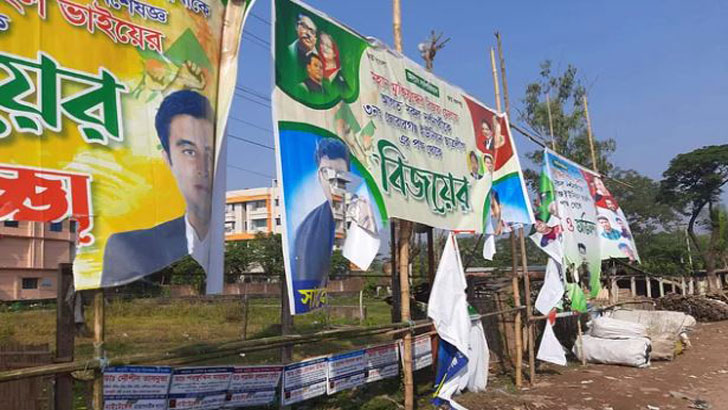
[22,278,39,290]
[50,222,63,232]
[276,217,281,226]
[274,198,279,206]
[70,220,77,233]
[3,220,18,228]
[225,221,235,233]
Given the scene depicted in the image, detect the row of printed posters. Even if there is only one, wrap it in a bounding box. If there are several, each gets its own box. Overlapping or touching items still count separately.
[103,336,431,409]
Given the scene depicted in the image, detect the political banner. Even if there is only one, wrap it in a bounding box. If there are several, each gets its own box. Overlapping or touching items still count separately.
[224,365,283,408]
[532,149,602,300]
[103,366,172,410]
[282,357,328,406]
[273,0,532,314]
[582,171,640,262]
[0,0,255,290]
[364,343,399,383]
[326,349,366,395]
[168,366,232,410]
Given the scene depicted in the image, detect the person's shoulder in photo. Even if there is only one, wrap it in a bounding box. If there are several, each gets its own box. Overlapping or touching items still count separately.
[101,89,215,286]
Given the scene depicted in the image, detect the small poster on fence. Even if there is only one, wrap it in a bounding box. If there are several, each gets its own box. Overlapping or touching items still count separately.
[168,366,233,410]
[103,366,172,410]
[326,350,366,395]
[225,365,283,408]
[400,334,434,371]
[282,357,328,405]
[364,343,400,383]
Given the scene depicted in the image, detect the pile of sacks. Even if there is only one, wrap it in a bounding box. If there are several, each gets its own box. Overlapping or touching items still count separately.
[573,309,696,367]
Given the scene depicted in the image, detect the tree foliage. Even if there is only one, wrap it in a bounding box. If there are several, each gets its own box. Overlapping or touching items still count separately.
[520,60,616,180]
[658,144,728,289]
[248,232,285,278]
[608,168,677,236]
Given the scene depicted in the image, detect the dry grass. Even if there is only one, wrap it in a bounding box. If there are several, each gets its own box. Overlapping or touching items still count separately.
[0,295,393,361]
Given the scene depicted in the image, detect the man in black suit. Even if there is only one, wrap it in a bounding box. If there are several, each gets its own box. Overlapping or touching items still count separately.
[291,138,349,312]
[101,90,214,287]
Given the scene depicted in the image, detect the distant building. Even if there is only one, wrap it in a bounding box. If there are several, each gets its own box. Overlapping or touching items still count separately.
[0,220,75,301]
[225,179,349,247]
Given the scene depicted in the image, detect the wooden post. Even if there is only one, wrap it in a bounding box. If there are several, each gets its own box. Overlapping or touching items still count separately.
[495,32,510,115]
[399,221,414,410]
[611,277,618,303]
[681,277,686,295]
[490,44,522,389]
[576,319,586,366]
[55,264,75,410]
[689,278,694,295]
[241,294,250,340]
[359,290,364,325]
[280,273,293,364]
[390,221,401,323]
[630,276,637,297]
[427,228,435,287]
[92,289,104,410]
[545,93,556,150]
[392,4,413,408]
[645,276,652,298]
[519,231,535,385]
[582,94,598,172]
[659,278,665,297]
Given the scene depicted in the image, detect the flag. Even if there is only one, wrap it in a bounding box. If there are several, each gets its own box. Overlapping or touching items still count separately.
[428,233,484,409]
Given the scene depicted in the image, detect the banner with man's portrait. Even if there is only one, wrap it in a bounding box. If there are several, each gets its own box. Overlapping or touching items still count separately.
[0,0,255,290]
[531,149,640,302]
[273,0,533,314]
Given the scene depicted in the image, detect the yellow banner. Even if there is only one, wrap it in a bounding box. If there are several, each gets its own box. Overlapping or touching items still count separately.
[0,0,254,289]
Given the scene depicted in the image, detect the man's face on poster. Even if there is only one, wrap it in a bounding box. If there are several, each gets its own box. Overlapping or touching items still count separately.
[318,155,348,205]
[166,114,214,232]
[599,218,612,232]
[535,220,549,234]
[469,152,479,174]
[296,15,317,53]
[307,55,324,85]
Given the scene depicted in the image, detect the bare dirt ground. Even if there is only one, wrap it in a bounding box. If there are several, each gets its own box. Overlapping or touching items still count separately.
[456,320,728,410]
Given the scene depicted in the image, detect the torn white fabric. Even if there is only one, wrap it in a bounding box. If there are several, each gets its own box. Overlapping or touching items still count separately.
[534,258,565,315]
[537,321,567,366]
[342,222,380,271]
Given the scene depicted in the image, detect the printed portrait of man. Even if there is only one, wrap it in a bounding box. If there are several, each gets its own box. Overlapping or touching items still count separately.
[288,14,318,66]
[598,215,621,241]
[101,90,214,286]
[293,138,350,282]
[298,53,325,94]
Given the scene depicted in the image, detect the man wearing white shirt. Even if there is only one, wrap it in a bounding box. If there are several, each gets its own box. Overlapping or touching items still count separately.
[101,90,214,286]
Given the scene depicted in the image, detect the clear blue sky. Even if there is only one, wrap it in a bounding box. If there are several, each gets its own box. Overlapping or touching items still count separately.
[226,0,728,191]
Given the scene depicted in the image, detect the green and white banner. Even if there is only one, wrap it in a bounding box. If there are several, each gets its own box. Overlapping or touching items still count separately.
[272,0,532,314]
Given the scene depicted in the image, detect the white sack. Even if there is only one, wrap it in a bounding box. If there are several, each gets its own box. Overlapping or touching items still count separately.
[588,317,648,340]
[573,335,651,368]
[609,309,696,336]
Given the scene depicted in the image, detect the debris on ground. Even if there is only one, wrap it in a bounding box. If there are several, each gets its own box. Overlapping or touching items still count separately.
[656,294,728,322]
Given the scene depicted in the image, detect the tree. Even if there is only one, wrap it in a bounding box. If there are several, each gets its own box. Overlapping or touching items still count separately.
[658,144,728,291]
[520,61,616,187]
[169,255,205,293]
[248,233,285,279]
[330,249,351,279]
[608,169,677,236]
[224,241,252,283]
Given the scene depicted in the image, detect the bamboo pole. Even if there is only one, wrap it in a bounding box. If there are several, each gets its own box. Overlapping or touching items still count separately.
[496,34,535,386]
[490,45,523,389]
[545,93,556,150]
[392,3,413,408]
[92,290,105,410]
[519,231,535,385]
[582,94,598,172]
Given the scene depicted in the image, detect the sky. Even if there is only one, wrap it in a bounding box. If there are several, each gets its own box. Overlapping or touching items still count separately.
[226,0,728,191]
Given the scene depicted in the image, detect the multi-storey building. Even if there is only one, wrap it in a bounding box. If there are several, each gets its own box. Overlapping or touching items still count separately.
[0,220,75,301]
[225,179,349,246]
